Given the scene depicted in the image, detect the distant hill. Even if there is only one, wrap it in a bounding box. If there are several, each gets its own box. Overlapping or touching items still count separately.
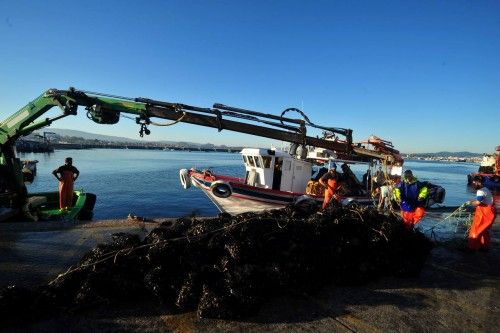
[38,129,231,148]
[27,129,482,155]
[47,129,140,143]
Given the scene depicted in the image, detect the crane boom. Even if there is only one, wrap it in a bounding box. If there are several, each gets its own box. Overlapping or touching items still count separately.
[0,87,402,208]
[1,88,400,161]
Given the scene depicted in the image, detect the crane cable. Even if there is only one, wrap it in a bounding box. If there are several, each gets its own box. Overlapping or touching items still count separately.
[149,112,187,127]
[121,112,187,127]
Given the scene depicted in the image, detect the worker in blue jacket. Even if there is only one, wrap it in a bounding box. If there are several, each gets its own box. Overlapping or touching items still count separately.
[393,170,428,228]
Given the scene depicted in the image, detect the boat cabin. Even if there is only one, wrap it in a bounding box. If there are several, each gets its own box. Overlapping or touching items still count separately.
[240,147,392,196]
[240,148,312,192]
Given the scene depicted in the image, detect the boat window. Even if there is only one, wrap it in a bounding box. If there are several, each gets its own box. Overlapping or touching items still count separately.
[247,156,255,167]
[262,156,272,168]
[254,156,262,168]
[242,155,248,165]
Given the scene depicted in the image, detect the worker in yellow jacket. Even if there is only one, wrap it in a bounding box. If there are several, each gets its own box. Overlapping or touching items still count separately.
[393,170,428,228]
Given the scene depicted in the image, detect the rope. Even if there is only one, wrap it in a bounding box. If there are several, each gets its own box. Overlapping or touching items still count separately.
[120,112,187,127]
[425,205,469,232]
[120,114,136,121]
[424,204,473,242]
[149,112,186,126]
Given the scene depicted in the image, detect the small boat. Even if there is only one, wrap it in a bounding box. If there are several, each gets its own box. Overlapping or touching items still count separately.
[28,190,96,221]
[1,190,96,222]
[467,146,500,191]
[180,145,446,215]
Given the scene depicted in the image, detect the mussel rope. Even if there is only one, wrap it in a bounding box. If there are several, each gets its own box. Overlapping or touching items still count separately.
[347,206,389,242]
[49,205,388,284]
[49,214,289,285]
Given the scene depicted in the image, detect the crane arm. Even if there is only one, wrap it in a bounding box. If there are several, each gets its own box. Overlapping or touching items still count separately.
[1,88,400,164]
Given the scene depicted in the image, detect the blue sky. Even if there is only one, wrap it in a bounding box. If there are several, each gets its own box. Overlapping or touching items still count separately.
[1,0,498,153]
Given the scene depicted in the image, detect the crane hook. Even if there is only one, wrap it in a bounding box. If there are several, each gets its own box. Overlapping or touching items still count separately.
[136,115,151,137]
[139,123,151,137]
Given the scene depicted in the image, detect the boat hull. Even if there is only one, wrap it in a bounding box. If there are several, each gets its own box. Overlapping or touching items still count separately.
[0,190,96,222]
[31,190,96,221]
[183,168,445,215]
[195,179,284,215]
[186,169,372,215]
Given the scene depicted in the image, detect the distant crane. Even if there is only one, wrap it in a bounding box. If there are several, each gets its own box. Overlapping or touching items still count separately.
[42,132,56,143]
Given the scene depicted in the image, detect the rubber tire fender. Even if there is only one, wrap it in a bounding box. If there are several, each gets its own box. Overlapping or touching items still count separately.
[179,169,191,189]
[210,181,232,198]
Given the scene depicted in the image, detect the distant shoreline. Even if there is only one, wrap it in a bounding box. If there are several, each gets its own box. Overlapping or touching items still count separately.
[16,141,243,153]
[17,146,480,163]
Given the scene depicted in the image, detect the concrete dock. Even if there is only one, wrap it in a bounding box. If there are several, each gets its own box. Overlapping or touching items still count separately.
[0,215,499,332]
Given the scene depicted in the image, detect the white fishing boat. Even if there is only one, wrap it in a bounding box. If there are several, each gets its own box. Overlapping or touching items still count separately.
[180,138,446,215]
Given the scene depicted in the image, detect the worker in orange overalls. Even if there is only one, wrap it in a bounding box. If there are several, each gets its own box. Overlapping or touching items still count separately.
[466,176,497,251]
[319,163,339,209]
[52,157,80,210]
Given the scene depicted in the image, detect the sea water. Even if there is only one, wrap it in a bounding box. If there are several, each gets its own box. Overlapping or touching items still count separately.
[18,150,481,236]
[20,149,243,219]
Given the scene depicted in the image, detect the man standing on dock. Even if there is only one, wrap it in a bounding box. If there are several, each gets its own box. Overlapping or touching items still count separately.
[393,170,428,228]
[53,157,79,210]
[466,176,497,251]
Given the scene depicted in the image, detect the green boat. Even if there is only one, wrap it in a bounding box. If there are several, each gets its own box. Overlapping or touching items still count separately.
[27,190,96,221]
[1,190,96,222]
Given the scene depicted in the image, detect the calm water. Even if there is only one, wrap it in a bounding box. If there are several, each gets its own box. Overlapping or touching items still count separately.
[19,150,480,223]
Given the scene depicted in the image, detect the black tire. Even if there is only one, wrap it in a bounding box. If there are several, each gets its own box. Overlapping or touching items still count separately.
[211,183,232,198]
[435,187,446,204]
